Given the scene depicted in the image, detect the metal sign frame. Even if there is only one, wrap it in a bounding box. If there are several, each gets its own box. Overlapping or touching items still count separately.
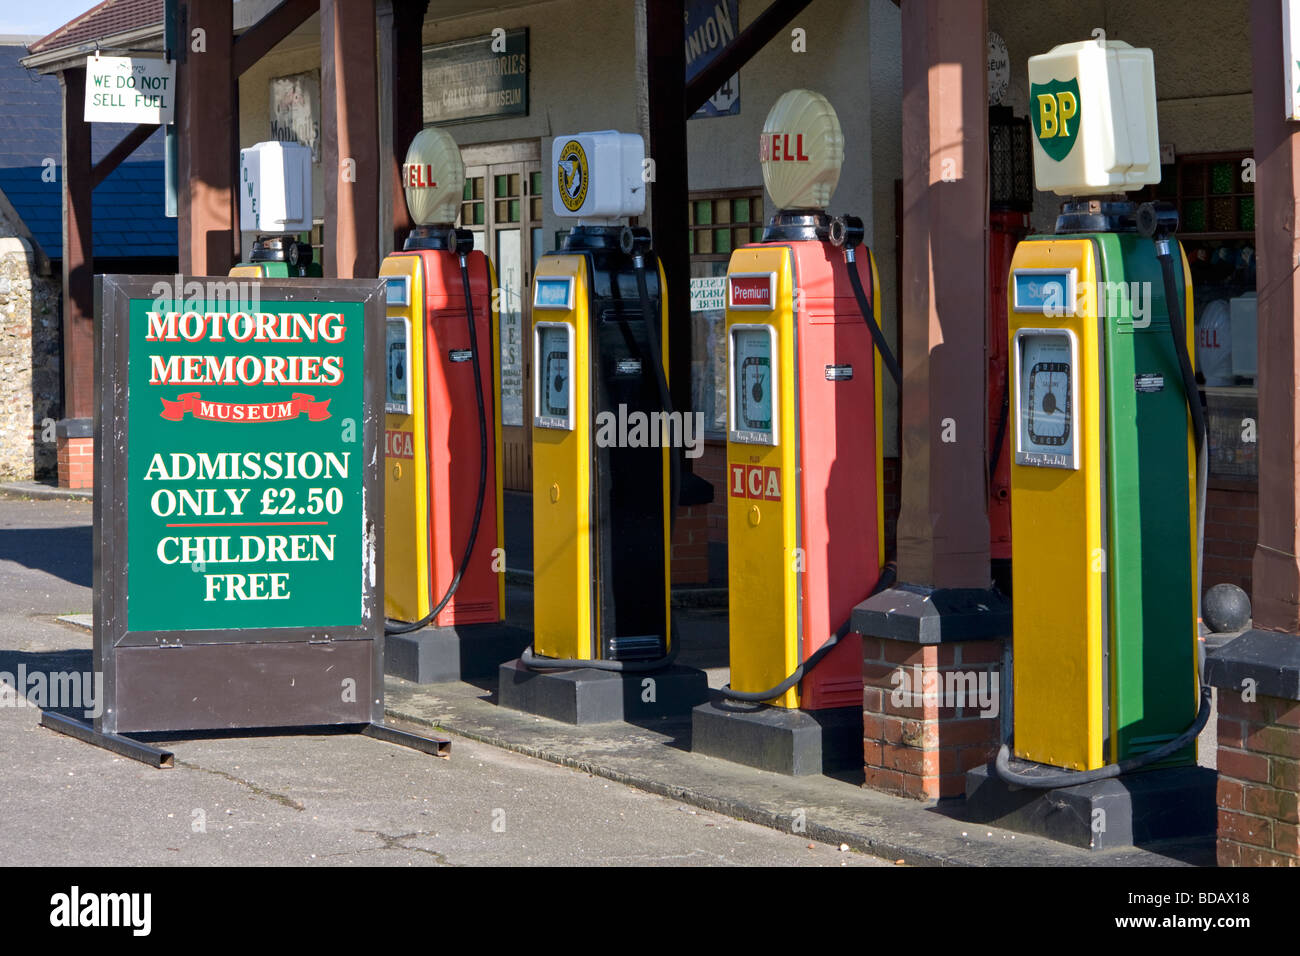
[42,275,448,765]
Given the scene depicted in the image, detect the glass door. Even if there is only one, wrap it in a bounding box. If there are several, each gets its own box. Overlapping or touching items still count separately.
[460,146,543,491]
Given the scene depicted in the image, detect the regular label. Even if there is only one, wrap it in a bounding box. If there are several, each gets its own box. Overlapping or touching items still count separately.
[449,349,474,363]
[1134,372,1165,393]
[825,364,854,381]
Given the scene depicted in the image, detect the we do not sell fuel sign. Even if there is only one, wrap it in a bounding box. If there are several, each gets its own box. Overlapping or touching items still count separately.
[84,55,175,125]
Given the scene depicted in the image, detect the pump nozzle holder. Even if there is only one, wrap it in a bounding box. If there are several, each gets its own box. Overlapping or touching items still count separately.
[828,215,865,249]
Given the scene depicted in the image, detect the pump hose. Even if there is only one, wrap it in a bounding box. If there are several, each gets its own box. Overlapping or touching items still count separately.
[845,245,902,388]
[385,253,490,635]
[993,229,1211,788]
[718,245,898,703]
[520,246,680,673]
[717,562,897,703]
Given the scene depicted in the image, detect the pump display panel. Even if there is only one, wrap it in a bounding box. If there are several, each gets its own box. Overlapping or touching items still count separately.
[729,324,779,445]
[533,275,575,311]
[534,321,575,430]
[1013,328,1079,469]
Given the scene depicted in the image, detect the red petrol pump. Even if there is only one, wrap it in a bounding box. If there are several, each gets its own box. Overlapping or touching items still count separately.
[381,128,508,677]
[692,90,900,774]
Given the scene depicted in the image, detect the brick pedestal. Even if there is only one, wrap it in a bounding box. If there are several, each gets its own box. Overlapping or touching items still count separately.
[1215,691,1300,866]
[56,418,93,490]
[1206,630,1300,866]
[861,636,1005,800]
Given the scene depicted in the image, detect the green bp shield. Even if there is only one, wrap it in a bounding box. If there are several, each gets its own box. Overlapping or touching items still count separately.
[1030,77,1081,162]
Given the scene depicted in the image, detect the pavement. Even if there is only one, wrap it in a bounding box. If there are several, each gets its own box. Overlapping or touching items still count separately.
[0,495,880,866]
[0,493,1217,866]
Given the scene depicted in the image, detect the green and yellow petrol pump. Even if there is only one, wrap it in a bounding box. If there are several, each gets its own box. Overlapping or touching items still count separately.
[996,39,1210,785]
[520,131,674,671]
[230,141,321,279]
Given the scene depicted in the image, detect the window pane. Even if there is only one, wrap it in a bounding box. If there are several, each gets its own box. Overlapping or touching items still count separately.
[531,197,542,222]
[695,200,712,226]
[715,228,731,254]
[715,201,730,225]
[474,204,484,225]
[530,170,543,195]
[732,198,750,223]
[509,199,520,222]
[697,229,712,254]
[495,174,509,198]
[1210,162,1235,195]
[508,173,521,196]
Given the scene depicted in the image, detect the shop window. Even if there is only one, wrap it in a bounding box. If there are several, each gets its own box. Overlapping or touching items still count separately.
[1139,152,1256,481]
[690,189,765,436]
[460,175,485,226]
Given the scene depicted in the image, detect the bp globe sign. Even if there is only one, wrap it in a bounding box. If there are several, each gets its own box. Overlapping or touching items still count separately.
[94,275,387,735]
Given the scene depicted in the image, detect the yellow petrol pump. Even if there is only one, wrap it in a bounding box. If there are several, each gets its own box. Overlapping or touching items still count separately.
[497,132,708,725]
[994,39,1210,787]
[522,132,676,671]
[380,128,507,670]
[519,131,676,672]
[230,142,321,279]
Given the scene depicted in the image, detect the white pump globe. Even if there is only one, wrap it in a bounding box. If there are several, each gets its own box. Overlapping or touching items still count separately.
[760,89,844,211]
[402,127,466,226]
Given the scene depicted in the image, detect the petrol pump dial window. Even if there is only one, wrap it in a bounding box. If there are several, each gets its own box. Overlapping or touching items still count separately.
[535,323,573,430]
[730,325,777,445]
[1016,330,1078,469]
[386,319,410,414]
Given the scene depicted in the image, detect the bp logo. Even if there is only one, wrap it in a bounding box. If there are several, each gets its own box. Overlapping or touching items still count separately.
[1030,78,1081,162]
[556,139,589,213]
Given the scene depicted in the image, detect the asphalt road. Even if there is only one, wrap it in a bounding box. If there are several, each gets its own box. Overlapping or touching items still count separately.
[0,495,883,866]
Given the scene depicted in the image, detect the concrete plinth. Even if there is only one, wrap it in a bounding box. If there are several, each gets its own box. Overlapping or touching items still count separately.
[691,700,863,776]
[496,659,709,725]
[964,760,1217,850]
[385,623,532,684]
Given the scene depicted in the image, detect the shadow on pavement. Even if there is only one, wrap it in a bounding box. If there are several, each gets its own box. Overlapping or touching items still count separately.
[0,525,92,589]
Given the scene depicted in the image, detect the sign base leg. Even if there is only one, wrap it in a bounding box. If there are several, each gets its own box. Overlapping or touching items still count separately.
[361,721,451,758]
[39,711,175,769]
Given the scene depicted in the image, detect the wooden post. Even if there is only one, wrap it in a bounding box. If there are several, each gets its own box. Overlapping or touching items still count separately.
[59,67,94,422]
[1249,0,1300,631]
[322,0,381,279]
[177,0,235,275]
[391,0,429,252]
[896,0,990,587]
[645,0,691,418]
